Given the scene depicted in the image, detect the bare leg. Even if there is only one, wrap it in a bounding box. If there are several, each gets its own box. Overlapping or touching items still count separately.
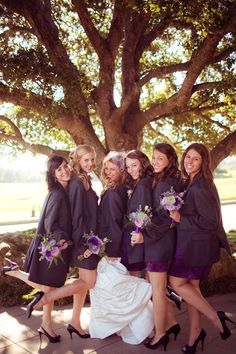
[169,276,223,333]
[34,268,97,310]
[69,268,97,334]
[187,302,202,345]
[5,269,52,293]
[165,301,178,329]
[148,272,167,344]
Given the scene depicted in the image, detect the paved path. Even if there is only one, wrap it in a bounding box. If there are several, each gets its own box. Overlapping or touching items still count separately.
[0,293,235,354]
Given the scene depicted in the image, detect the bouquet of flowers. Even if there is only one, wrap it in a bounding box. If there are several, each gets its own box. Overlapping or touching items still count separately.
[78,232,111,261]
[159,186,185,227]
[38,233,72,268]
[128,205,152,245]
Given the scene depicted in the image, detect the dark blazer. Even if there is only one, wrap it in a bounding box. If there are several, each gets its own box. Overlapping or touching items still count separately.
[25,185,72,287]
[124,175,153,264]
[145,176,184,263]
[177,175,231,267]
[69,174,99,269]
[99,184,127,257]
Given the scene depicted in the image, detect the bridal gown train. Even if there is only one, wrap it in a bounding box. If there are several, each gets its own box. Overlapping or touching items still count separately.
[89,257,154,344]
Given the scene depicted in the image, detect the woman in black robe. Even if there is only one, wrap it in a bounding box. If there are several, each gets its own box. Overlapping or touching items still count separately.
[169,143,233,353]
[3,155,72,342]
[32,145,99,339]
[144,143,184,350]
[121,150,154,275]
[98,151,127,258]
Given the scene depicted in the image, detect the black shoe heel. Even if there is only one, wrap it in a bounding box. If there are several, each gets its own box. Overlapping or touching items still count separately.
[166,285,182,310]
[27,291,44,318]
[166,323,181,340]
[217,311,236,340]
[66,324,90,339]
[38,327,61,343]
[1,259,19,277]
[182,329,206,354]
[144,333,169,351]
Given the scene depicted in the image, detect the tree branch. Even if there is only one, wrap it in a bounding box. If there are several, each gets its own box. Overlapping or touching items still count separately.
[211,130,236,170]
[139,62,189,87]
[72,0,105,57]
[177,6,236,107]
[0,82,64,117]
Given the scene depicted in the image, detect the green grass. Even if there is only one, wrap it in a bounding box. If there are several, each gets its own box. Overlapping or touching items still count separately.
[214,177,236,201]
[0,182,46,221]
[0,177,235,222]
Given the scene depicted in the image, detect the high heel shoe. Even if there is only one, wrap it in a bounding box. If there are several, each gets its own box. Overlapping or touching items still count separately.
[67,324,90,339]
[38,327,61,343]
[144,333,169,351]
[166,323,181,340]
[182,329,206,353]
[27,291,44,318]
[166,285,182,310]
[0,259,18,277]
[217,310,236,340]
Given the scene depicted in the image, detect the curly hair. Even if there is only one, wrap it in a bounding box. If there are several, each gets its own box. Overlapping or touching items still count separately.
[46,155,68,191]
[181,143,213,184]
[124,150,154,188]
[101,151,125,188]
[69,144,96,190]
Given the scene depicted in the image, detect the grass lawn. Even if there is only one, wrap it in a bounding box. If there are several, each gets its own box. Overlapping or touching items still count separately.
[0,177,235,222]
[0,182,46,221]
[214,177,236,201]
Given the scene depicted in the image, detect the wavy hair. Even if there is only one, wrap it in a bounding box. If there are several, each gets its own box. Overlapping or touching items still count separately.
[181,143,213,184]
[124,150,154,188]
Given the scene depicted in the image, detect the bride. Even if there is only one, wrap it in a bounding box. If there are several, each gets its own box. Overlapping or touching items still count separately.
[89,151,154,344]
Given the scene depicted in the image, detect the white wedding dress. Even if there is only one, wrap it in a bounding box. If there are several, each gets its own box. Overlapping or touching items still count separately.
[89,257,154,344]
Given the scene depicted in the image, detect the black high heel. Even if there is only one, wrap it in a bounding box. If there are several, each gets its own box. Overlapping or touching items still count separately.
[182,329,206,353]
[166,285,182,310]
[27,291,44,318]
[144,333,169,351]
[166,323,181,340]
[67,324,90,339]
[38,327,61,343]
[1,259,19,276]
[217,311,236,340]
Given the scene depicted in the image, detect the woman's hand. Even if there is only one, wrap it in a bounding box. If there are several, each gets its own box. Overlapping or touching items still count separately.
[131,231,144,245]
[170,210,181,223]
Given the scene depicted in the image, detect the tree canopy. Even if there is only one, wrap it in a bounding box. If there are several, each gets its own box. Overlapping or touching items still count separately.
[0,0,235,169]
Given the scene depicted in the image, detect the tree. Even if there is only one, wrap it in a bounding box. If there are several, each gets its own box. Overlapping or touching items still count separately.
[0,0,235,169]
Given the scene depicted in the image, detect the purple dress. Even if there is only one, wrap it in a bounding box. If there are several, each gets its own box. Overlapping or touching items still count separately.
[168,238,212,280]
[145,176,184,273]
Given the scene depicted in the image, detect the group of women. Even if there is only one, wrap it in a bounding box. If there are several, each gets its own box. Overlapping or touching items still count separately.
[2,142,234,353]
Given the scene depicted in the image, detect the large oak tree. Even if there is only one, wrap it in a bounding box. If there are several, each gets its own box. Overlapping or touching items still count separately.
[0,0,235,169]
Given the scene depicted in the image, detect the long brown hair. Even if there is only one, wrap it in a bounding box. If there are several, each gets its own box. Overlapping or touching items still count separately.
[152,143,181,187]
[181,143,213,184]
[69,144,96,190]
[124,150,154,188]
[46,155,68,191]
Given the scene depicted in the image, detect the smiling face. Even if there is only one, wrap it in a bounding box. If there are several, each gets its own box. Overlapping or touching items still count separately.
[54,160,71,188]
[104,161,121,184]
[151,149,169,173]
[184,148,202,179]
[79,152,95,174]
[125,157,141,180]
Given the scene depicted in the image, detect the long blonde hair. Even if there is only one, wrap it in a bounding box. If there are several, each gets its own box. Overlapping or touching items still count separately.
[69,144,96,190]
